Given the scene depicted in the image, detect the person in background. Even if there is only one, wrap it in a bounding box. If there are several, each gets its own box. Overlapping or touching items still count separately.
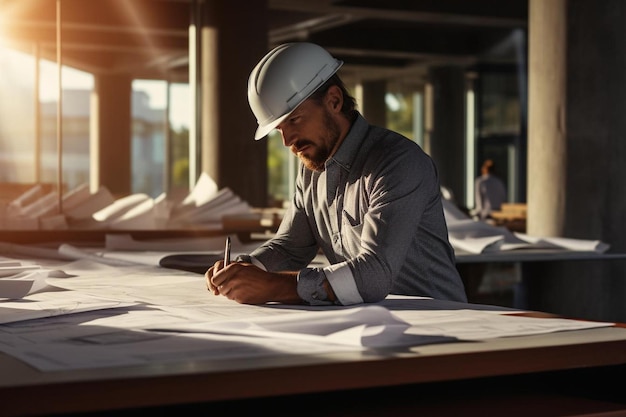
[206,42,467,306]
[473,159,507,221]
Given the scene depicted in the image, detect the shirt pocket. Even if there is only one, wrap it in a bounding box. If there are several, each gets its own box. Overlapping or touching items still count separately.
[341,210,363,256]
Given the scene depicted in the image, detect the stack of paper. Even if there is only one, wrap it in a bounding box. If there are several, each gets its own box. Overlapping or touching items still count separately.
[90,193,154,229]
[0,183,116,230]
[167,172,252,229]
[0,260,49,299]
[442,200,610,254]
[64,185,117,224]
[2,184,50,229]
[0,173,252,231]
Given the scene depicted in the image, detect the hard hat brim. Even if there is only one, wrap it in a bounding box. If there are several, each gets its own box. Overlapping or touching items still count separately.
[254,110,292,140]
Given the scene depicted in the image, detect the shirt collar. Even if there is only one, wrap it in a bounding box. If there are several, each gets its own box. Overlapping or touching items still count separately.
[327,112,368,171]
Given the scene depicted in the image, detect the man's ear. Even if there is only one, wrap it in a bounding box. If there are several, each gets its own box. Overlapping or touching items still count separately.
[325,85,343,112]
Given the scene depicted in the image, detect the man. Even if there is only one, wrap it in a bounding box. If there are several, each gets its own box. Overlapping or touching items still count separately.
[473,159,507,221]
[206,42,466,305]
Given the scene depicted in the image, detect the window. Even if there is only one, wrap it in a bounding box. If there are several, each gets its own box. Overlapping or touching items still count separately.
[0,46,37,184]
[0,45,93,192]
[267,130,294,208]
[131,80,190,199]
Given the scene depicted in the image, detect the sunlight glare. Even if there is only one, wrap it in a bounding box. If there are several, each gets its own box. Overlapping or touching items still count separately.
[0,11,5,45]
[39,60,94,102]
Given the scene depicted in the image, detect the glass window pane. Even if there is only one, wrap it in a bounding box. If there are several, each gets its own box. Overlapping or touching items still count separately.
[0,45,92,197]
[40,60,93,192]
[131,80,167,198]
[0,46,36,187]
[267,130,293,207]
[386,90,415,141]
[169,83,190,193]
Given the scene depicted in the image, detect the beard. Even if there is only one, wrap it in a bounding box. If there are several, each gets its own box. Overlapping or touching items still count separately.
[291,110,341,172]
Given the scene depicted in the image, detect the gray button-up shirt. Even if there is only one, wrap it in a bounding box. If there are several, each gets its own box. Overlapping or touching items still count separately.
[249,113,467,305]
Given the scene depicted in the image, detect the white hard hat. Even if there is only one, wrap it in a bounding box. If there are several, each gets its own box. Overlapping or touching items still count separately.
[247,42,343,140]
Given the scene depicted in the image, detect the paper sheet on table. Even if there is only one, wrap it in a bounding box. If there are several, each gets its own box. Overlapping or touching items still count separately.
[44,259,207,306]
[167,173,252,226]
[0,300,614,372]
[0,306,369,372]
[170,187,251,225]
[0,289,137,324]
[0,242,75,261]
[448,235,504,254]
[511,233,610,253]
[107,197,157,230]
[0,269,49,299]
[447,219,520,241]
[0,255,616,372]
[92,193,152,223]
[57,244,144,267]
[395,308,614,340]
[447,218,610,254]
[147,305,434,348]
[0,263,42,277]
[178,171,219,207]
[6,184,47,216]
[64,186,116,220]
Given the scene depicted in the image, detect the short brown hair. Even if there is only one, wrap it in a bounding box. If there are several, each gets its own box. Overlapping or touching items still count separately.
[309,74,357,118]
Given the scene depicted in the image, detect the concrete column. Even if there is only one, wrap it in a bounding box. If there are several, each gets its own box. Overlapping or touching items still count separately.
[427,66,466,203]
[199,0,268,207]
[527,0,567,236]
[525,0,626,322]
[91,73,132,197]
[356,80,387,127]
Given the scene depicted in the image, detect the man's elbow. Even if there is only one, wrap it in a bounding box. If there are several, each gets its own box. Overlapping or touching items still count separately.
[358,286,391,304]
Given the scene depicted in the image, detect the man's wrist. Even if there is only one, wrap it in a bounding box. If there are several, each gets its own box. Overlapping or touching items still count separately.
[296,268,336,305]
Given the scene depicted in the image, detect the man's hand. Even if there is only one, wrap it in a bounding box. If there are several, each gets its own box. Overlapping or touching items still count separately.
[205,262,302,305]
[205,259,226,295]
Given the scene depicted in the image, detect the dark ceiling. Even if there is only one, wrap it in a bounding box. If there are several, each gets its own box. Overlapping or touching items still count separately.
[1,0,528,85]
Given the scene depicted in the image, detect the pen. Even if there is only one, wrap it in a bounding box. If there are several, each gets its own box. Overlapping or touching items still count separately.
[224,235,231,266]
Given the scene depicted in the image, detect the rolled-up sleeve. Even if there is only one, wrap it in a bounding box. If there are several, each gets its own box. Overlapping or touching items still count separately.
[294,262,364,305]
